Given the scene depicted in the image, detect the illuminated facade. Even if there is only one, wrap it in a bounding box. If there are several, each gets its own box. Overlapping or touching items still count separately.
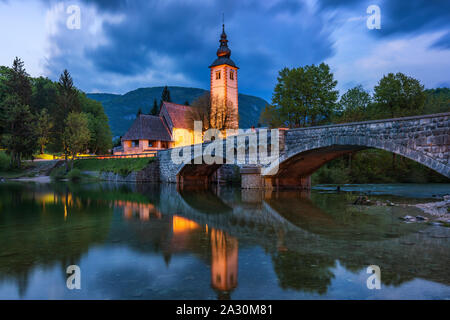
[209,24,239,130]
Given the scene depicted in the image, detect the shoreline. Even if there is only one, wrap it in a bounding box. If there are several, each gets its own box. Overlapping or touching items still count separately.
[412,195,450,221]
[8,175,51,183]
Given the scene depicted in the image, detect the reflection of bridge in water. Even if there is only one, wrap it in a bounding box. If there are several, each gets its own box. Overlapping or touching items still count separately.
[123,183,450,294]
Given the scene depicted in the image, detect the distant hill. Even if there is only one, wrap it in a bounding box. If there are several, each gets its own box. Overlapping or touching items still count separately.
[87,86,269,137]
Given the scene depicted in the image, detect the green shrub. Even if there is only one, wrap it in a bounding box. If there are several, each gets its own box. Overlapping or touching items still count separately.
[118,168,131,177]
[50,166,66,181]
[67,168,82,181]
[0,151,10,171]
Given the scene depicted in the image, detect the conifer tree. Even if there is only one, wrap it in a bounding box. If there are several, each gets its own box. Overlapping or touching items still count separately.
[150,99,159,115]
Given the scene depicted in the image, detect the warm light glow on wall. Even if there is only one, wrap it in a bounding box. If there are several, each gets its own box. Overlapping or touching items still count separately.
[115,200,161,221]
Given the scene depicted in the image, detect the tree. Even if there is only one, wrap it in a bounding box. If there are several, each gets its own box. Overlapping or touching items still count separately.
[78,92,112,154]
[0,58,37,167]
[423,88,450,115]
[0,66,12,136]
[186,92,211,131]
[210,95,236,130]
[337,85,372,123]
[184,100,190,106]
[137,108,142,117]
[2,100,38,168]
[150,99,159,115]
[37,108,52,154]
[5,57,32,106]
[259,104,284,128]
[31,76,57,114]
[161,86,171,103]
[54,70,81,151]
[63,112,91,170]
[271,63,339,128]
[86,114,112,154]
[186,92,236,131]
[373,72,426,118]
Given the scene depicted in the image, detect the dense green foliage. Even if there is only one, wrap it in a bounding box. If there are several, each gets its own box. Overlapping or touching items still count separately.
[336,85,372,123]
[63,112,91,170]
[87,86,269,136]
[0,58,112,169]
[67,168,83,181]
[0,150,10,171]
[261,63,339,128]
[423,88,450,114]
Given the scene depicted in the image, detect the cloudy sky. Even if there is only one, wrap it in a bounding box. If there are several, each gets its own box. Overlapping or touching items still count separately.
[0,0,449,101]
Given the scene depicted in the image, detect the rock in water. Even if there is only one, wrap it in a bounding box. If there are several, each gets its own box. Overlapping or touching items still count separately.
[400,215,416,222]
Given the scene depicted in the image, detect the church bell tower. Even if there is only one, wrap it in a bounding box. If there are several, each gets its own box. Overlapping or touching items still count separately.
[209,24,239,130]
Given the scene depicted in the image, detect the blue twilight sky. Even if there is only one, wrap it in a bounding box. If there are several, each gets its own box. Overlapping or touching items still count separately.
[0,0,449,101]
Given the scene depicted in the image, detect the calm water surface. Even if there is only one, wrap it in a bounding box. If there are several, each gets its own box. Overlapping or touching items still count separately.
[0,182,449,300]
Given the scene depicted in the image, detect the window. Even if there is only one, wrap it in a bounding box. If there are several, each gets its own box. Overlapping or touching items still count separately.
[230,70,234,80]
[216,71,221,80]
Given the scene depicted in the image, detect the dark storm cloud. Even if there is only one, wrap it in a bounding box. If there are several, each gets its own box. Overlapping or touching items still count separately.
[319,0,450,45]
[43,0,334,97]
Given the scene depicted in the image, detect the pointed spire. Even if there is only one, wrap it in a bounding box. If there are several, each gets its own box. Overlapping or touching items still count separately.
[217,23,231,58]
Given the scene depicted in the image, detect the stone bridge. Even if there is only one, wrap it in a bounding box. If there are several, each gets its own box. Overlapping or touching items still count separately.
[156,113,450,189]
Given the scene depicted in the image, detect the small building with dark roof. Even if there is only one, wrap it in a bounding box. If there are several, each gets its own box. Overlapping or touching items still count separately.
[115,101,195,155]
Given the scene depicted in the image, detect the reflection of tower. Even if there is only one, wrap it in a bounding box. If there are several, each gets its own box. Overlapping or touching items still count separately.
[210,229,238,300]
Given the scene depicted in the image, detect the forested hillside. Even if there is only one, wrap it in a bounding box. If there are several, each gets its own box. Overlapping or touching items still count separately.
[88,86,268,136]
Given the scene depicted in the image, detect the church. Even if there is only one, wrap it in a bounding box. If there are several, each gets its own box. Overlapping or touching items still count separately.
[114,24,239,155]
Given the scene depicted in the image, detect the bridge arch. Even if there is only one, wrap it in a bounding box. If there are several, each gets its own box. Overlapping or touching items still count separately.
[262,133,449,185]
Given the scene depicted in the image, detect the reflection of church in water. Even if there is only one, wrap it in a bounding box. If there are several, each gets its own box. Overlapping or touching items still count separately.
[116,201,238,299]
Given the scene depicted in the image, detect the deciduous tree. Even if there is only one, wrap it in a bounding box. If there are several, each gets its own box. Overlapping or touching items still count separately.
[337,85,372,123]
[271,63,339,128]
[63,112,91,170]
[373,72,426,118]
[37,108,52,154]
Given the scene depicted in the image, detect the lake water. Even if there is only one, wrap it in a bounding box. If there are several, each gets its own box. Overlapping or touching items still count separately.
[0,182,449,300]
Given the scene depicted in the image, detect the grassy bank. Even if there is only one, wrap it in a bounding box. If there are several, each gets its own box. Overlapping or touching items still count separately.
[73,157,154,175]
[50,157,155,181]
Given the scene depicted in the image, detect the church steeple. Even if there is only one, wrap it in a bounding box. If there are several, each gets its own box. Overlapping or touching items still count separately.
[209,22,239,130]
[217,24,231,58]
[209,23,238,69]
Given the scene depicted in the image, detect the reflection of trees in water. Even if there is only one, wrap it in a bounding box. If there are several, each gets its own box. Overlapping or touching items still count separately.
[272,251,336,295]
[0,183,114,297]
